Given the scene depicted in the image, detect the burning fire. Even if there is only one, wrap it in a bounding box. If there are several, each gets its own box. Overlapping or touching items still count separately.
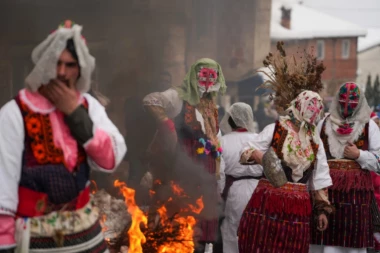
[114,180,148,253]
[100,214,108,233]
[113,179,204,253]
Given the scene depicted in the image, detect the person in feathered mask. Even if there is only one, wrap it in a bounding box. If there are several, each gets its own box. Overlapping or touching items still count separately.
[0,20,126,253]
[310,82,380,253]
[238,42,334,253]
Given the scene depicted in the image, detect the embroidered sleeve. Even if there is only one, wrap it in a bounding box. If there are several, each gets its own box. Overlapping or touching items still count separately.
[84,94,127,172]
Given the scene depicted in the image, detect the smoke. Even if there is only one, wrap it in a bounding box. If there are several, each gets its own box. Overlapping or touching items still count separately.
[148,146,222,220]
[1,0,237,220]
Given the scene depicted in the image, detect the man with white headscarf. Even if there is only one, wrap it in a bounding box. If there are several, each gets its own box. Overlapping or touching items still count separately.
[310,82,380,253]
[0,20,126,253]
[217,102,262,253]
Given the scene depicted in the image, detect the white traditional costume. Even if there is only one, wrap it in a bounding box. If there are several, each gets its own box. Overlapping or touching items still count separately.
[218,102,262,253]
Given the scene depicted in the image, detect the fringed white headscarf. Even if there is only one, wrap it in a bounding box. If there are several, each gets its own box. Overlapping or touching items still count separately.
[285,90,324,149]
[280,90,324,181]
[220,102,256,134]
[25,20,95,93]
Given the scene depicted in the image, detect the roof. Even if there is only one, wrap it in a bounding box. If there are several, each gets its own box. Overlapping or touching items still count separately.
[358,28,380,52]
[271,0,367,40]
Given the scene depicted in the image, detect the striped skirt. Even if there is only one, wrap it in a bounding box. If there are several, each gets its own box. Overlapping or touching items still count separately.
[311,163,374,248]
[238,179,312,253]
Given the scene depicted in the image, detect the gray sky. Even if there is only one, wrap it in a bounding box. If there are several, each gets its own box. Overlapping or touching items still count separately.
[302,0,380,28]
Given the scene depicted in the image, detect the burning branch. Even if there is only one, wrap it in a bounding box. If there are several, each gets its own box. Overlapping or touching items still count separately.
[107,180,204,253]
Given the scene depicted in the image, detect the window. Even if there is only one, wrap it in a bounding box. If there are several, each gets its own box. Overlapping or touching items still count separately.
[316,40,325,60]
[342,39,350,59]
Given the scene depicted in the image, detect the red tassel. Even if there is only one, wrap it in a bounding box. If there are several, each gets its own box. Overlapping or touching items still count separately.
[330,169,373,192]
[253,180,311,217]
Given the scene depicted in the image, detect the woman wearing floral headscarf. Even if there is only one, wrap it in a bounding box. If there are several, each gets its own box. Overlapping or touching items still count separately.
[310,82,380,253]
[143,58,226,253]
[238,42,334,253]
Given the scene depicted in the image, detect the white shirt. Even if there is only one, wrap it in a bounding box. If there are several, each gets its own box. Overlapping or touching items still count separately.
[318,118,380,173]
[241,123,332,191]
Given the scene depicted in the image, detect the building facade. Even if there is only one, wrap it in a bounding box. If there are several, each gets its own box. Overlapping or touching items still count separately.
[0,0,272,134]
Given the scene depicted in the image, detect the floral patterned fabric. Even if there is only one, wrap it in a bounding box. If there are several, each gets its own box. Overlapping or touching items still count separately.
[14,199,107,253]
[272,119,319,182]
[339,82,360,119]
[285,90,323,151]
[29,199,99,237]
[273,90,323,181]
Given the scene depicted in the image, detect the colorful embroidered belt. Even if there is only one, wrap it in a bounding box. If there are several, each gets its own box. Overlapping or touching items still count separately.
[259,178,308,192]
[328,159,361,170]
[15,200,102,253]
[17,186,90,217]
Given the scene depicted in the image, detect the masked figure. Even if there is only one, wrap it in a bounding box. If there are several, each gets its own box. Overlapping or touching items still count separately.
[143,58,227,252]
[238,42,334,253]
[310,82,380,253]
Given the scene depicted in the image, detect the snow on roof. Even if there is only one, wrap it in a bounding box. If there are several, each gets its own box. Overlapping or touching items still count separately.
[358,28,380,52]
[271,1,367,40]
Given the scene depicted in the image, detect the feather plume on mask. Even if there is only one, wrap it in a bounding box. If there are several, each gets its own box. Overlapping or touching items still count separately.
[258,41,326,114]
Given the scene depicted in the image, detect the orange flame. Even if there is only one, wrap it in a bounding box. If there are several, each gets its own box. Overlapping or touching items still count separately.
[114,180,147,253]
[188,196,204,215]
[170,181,184,196]
[149,190,156,197]
[90,180,98,194]
[157,216,197,253]
[110,180,204,253]
[153,182,203,252]
[100,214,108,233]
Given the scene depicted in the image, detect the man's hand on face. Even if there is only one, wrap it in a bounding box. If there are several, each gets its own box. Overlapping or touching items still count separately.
[344,141,360,160]
[39,79,78,115]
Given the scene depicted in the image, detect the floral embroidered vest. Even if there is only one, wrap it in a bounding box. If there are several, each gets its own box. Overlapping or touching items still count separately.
[174,100,220,170]
[14,95,90,216]
[271,121,319,183]
[174,101,219,141]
